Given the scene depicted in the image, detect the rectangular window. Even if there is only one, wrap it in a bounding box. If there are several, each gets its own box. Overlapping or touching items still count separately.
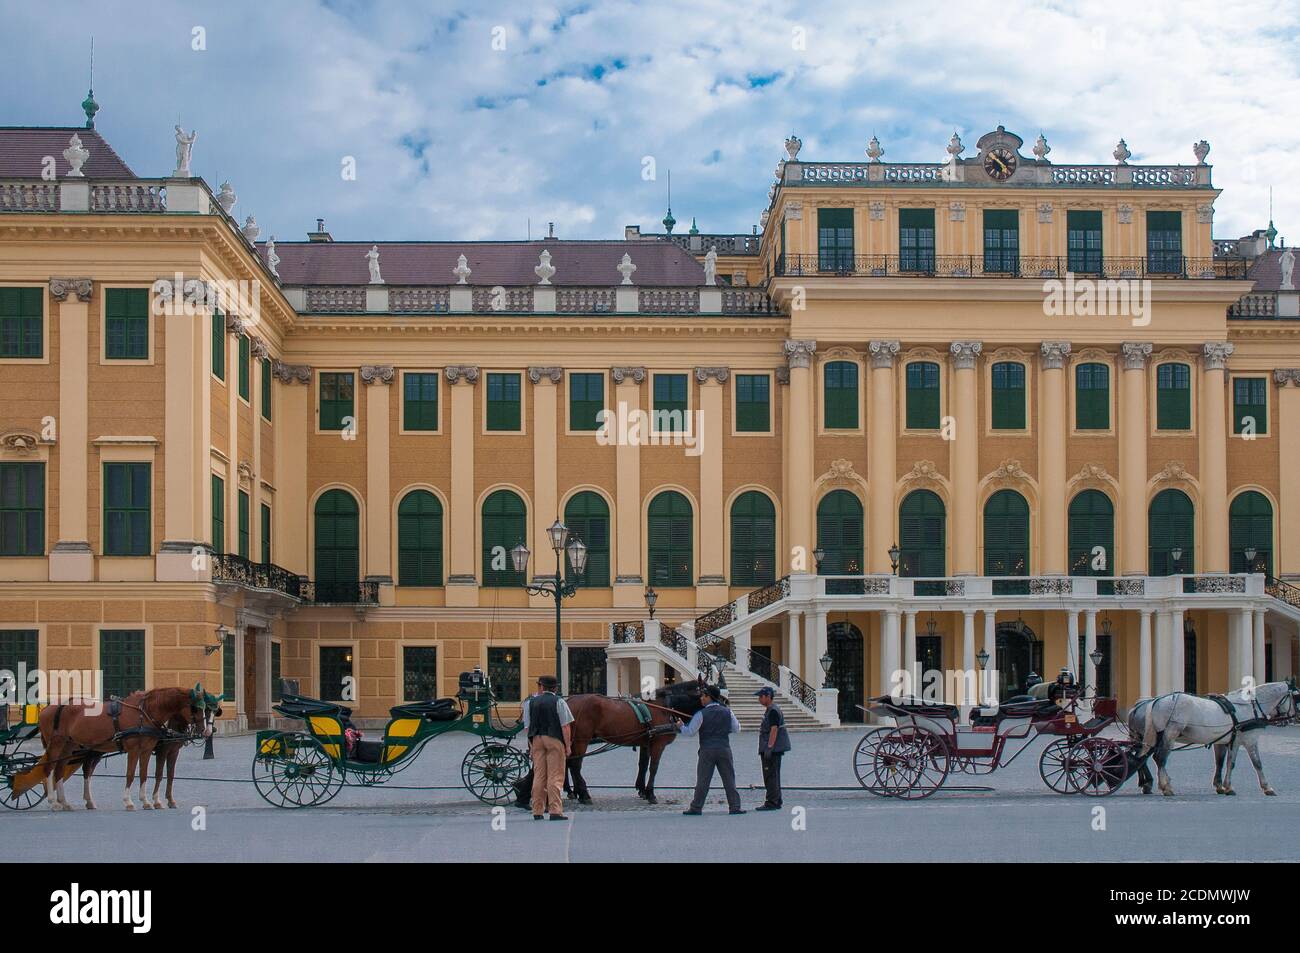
[1147,211,1183,274]
[319,646,353,701]
[0,630,38,698]
[260,357,272,421]
[817,208,854,272]
[99,629,145,700]
[222,629,236,702]
[1233,377,1267,435]
[486,646,521,702]
[402,372,440,431]
[103,462,151,556]
[104,288,149,360]
[0,461,44,556]
[319,372,355,431]
[271,642,282,702]
[983,210,1019,274]
[991,362,1026,430]
[237,334,250,401]
[735,374,771,432]
[485,372,521,431]
[210,475,225,555]
[403,646,438,701]
[652,373,689,433]
[211,311,225,379]
[1075,363,1110,430]
[260,503,272,564]
[823,362,859,429]
[237,490,250,559]
[905,362,941,430]
[1067,210,1103,274]
[1156,363,1192,430]
[569,372,605,431]
[0,287,43,358]
[898,209,936,273]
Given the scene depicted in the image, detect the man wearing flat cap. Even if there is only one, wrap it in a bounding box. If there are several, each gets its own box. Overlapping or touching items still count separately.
[755,686,791,811]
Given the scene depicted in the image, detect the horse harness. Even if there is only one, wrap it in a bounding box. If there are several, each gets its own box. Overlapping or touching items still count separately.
[50,695,186,757]
[1207,693,1275,738]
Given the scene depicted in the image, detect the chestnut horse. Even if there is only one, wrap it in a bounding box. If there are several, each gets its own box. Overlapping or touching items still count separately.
[25,685,218,811]
[148,688,222,809]
[513,677,718,807]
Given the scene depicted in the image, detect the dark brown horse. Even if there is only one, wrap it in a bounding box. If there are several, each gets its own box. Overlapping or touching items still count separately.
[148,688,222,809]
[513,677,718,806]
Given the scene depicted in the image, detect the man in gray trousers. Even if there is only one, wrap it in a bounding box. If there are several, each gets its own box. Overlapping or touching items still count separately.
[678,685,746,815]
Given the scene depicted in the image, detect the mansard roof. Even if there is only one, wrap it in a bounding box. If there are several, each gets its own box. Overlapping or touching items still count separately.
[0,126,137,179]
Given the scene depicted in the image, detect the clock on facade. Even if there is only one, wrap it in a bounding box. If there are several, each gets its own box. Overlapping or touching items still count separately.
[983,147,1018,181]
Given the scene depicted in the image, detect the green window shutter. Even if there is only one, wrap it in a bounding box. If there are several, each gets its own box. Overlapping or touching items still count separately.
[898,490,946,579]
[105,288,149,359]
[652,374,689,432]
[1075,362,1110,430]
[647,491,693,587]
[569,373,605,431]
[0,630,39,689]
[0,461,45,556]
[983,210,1019,274]
[99,629,145,700]
[261,357,273,421]
[984,490,1030,576]
[816,489,864,576]
[403,372,440,431]
[1147,211,1183,274]
[260,503,272,564]
[729,491,776,585]
[817,208,854,272]
[238,334,250,400]
[1233,377,1267,435]
[210,475,225,555]
[319,372,355,431]
[991,362,1026,430]
[905,361,940,429]
[564,491,610,587]
[481,490,526,586]
[1156,362,1191,430]
[735,374,771,432]
[237,490,250,559]
[313,490,360,590]
[222,629,236,701]
[403,646,439,700]
[1067,490,1114,576]
[824,361,859,429]
[103,462,150,556]
[1066,210,1103,274]
[271,642,282,702]
[1148,489,1194,575]
[211,312,225,379]
[398,490,443,586]
[0,287,44,358]
[898,209,936,272]
[486,373,522,431]
[1229,491,1273,574]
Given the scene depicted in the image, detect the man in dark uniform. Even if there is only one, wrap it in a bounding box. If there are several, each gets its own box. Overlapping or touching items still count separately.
[522,675,573,820]
[754,686,791,811]
[678,685,745,816]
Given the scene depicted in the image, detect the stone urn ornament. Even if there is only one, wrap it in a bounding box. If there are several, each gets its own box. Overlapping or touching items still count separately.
[241,215,260,242]
[946,131,964,159]
[62,133,90,177]
[784,134,802,161]
[216,181,237,214]
[1113,138,1131,164]
[617,253,637,285]
[453,254,472,284]
[1193,140,1211,165]
[866,134,884,162]
[534,249,556,285]
[1033,133,1051,162]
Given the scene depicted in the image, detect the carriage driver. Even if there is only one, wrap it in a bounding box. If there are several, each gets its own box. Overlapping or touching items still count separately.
[522,675,574,821]
[678,685,745,816]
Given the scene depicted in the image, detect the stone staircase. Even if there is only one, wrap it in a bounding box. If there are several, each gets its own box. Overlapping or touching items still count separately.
[721,669,834,731]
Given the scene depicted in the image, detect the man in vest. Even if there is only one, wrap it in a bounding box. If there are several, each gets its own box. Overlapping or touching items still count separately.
[522,675,574,820]
[679,685,745,815]
[754,687,791,811]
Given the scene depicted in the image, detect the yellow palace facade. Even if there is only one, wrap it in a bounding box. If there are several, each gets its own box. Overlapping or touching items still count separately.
[2,112,1298,729]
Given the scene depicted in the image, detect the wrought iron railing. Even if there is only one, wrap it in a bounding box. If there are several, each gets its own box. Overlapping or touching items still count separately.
[211,553,306,600]
[746,576,790,612]
[1266,576,1300,610]
[694,602,737,638]
[660,624,691,659]
[822,575,891,595]
[310,580,379,605]
[611,620,645,644]
[1181,575,1247,594]
[788,671,817,710]
[774,254,1247,280]
[748,649,776,684]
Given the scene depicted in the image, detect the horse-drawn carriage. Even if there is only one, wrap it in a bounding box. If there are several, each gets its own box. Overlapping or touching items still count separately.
[0,703,46,810]
[253,668,531,808]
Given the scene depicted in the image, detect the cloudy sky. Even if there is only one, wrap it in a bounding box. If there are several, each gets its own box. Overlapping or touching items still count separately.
[2,0,1296,244]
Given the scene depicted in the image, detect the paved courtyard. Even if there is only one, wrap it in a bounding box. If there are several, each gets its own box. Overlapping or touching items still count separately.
[8,725,1300,862]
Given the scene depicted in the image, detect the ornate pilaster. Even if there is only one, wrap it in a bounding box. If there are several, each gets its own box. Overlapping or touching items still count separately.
[785,340,817,564]
[1039,341,1072,370]
[868,340,899,571]
[528,366,564,385]
[1119,342,1151,573]
[783,339,817,369]
[1201,342,1232,570]
[610,366,646,385]
[271,360,311,384]
[950,341,982,572]
[1039,342,1071,572]
[48,277,93,302]
[360,364,395,385]
[1202,342,1234,370]
[444,365,480,385]
[1120,341,1152,370]
[868,339,900,369]
[949,341,982,370]
[694,366,729,383]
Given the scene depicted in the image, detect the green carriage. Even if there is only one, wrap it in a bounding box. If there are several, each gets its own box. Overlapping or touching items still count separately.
[252,668,529,808]
[1,703,47,811]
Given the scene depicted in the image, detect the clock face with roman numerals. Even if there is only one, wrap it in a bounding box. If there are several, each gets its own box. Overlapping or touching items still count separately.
[983,147,1018,181]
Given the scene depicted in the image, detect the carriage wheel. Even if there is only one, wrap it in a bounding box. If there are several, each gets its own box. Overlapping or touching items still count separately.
[252,733,343,809]
[852,728,895,797]
[1068,738,1129,797]
[872,727,949,800]
[1038,739,1078,795]
[462,742,531,804]
[0,753,47,811]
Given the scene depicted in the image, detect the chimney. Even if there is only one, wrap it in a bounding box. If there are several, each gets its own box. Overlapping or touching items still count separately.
[545,222,556,240]
[308,218,334,242]
[624,225,641,240]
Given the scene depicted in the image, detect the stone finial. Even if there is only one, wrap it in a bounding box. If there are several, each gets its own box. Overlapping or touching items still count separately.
[1203,342,1234,370]
[1113,139,1131,164]
[216,181,237,215]
[528,366,564,385]
[866,134,884,162]
[365,245,383,284]
[949,341,983,369]
[1033,133,1051,162]
[62,134,89,177]
[444,365,480,385]
[453,254,472,285]
[610,366,647,385]
[760,209,770,228]
[1120,342,1153,370]
[617,253,637,285]
[534,249,556,285]
[360,364,395,385]
[784,134,802,161]
[868,340,900,369]
[1193,140,1211,165]
[946,131,964,159]
[265,237,280,279]
[703,249,717,287]
[173,126,197,177]
[241,215,260,242]
[1040,341,1072,370]
[783,339,818,369]
[694,366,729,384]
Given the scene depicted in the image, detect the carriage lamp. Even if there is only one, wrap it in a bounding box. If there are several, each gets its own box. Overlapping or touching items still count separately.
[546,518,570,553]
[819,652,833,675]
[1100,614,1112,638]
[644,585,658,619]
[566,536,589,577]
[926,614,938,638]
[1170,546,1183,572]
[510,542,530,575]
[206,625,229,657]
[1243,545,1258,572]
[976,648,990,671]
[888,543,901,574]
[813,547,826,571]
[1089,648,1104,669]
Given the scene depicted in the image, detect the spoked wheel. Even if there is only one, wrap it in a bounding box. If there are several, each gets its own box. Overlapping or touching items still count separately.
[852,727,894,797]
[252,733,343,809]
[1067,738,1129,797]
[1039,739,1078,795]
[1,753,47,810]
[461,742,530,804]
[872,727,949,800]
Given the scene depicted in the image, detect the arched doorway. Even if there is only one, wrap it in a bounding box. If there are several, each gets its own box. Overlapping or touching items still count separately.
[995,620,1042,701]
[826,621,864,723]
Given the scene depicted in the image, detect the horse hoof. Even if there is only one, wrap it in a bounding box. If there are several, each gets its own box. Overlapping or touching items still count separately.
[124,802,135,811]
[1224,789,1236,796]
[645,796,658,805]
[141,801,153,811]
[152,801,163,810]
[85,802,96,811]
[1140,785,1151,795]
[168,801,179,809]
[1264,789,1277,797]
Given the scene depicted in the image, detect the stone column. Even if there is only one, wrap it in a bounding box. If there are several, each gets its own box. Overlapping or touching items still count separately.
[982,610,996,704]
[48,278,94,581]
[361,365,395,602]
[1170,607,1185,692]
[255,628,272,728]
[950,343,982,574]
[787,611,803,680]
[784,341,817,566]
[809,609,829,689]
[904,610,918,696]
[611,366,645,607]
[226,316,241,565]
[250,338,269,563]
[445,366,480,607]
[1083,608,1098,693]
[1238,608,1254,690]
[1201,343,1234,572]
[1119,343,1152,575]
[868,341,899,574]
[1065,610,1079,676]
[1272,627,1294,681]
[1139,610,1153,698]
[880,609,900,696]
[1227,610,1243,692]
[1253,610,1266,686]
[272,361,312,577]
[529,367,562,607]
[1276,370,1300,573]
[961,609,976,708]
[1039,342,1071,574]
[695,366,729,603]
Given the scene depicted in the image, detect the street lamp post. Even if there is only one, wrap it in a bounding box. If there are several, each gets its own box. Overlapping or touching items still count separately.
[511,518,587,695]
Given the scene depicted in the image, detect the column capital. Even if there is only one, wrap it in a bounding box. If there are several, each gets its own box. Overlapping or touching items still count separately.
[1202,341,1234,371]
[783,339,818,369]
[271,360,311,384]
[360,364,395,385]
[48,277,93,302]
[528,366,564,385]
[868,339,901,369]
[694,366,729,384]
[610,365,646,385]
[249,336,270,360]
[1120,341,1153,370]
[1040,341,1072,370]
[225,312,247,335]
[949,341,982,370]
[1273,368,1300,386]
[444,365,480,385]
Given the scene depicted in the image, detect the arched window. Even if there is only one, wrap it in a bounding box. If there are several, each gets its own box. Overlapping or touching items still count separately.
[899,490,945,580]
[1229,491,1273,575]
[1075,363,1110,430]
[816,490,863,576]
[730,491,776,586]
[1068,490,1114,576]
[482,490,527,587]
[823,361,859,429]
[647,491,692,587]
[397,490,442,587]
[564,491,610,587]
[314,490,359,600]
[1148,489,1194,575]
[984,490,1029,577]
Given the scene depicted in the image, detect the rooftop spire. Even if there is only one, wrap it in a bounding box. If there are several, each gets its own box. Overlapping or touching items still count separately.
[82,37,98,128]
[662,170,675,234]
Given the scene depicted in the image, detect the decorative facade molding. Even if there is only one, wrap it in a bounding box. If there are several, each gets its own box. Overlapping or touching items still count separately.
[610,366,646,385]
[868,339,900,369]
[817,458,862,489]
[225,312,246,335]
[1070,463,1115,492]
[0,429,47,455]
[1202,342,1234,370]
[1197,204,1214,224]
[783,201,802,221]
[868,200,885,221]
[1153,461,1191,484]
[528,366,564,385]
[1040,341,1072,370]
[784,339,818,369]
[993,458,1030,482]
[1273,368,1300,387]
[949,341,982,370]
[444,365,480,385]
[360,364,395,385]
[694,366,729,384]
[271,360,311,384]
[900,460,947,495]
[1120,341,1153,370]
[775,366,790,386]
[948,201,966,222]
[48,277,93,302]
[1117,203,1134,224]
[1036,202,1053,224]
[237,461,253,488]
[249,336,270,360]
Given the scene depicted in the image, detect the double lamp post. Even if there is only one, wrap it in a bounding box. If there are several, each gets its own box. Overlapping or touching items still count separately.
[510,519,588,695]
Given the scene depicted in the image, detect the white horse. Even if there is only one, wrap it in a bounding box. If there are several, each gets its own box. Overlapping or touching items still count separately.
[1123,680,1297,797]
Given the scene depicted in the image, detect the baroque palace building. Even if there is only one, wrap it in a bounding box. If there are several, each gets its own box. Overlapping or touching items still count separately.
[2,104,1299,729]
